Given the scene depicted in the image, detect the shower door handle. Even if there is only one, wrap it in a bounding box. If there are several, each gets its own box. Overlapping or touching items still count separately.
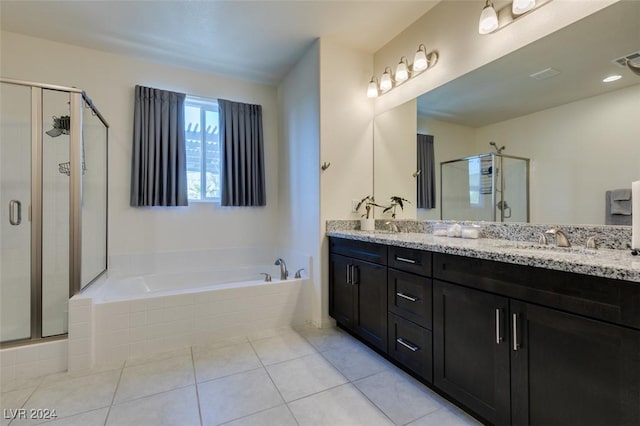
[9,200,22,225]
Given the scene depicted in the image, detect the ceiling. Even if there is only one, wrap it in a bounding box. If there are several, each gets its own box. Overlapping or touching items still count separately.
[0,0,439,85]
[417,0,640,127]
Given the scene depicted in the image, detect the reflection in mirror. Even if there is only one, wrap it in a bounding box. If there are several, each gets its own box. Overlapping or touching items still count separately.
[374,1,640,225]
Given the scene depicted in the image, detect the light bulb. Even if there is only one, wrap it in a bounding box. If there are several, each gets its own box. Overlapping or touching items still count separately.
[512,0,535,15]
[395,57,409,83]
[380,69,393,92]
[479,0,499,34]
[413,46,428,72]
[367,78,379,98]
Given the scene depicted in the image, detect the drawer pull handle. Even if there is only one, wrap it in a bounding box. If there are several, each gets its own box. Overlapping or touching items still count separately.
[396,338,419,352]
[512,313,520,351]
[396,292,418,302]
[396,256,416,264]
[495,308,502,344]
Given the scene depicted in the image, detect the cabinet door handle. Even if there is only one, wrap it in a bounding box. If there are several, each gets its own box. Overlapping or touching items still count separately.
[512,313,520,351]
[395,256,416,264]
[396,337,419,352]
[495,308,502,344]
[396,292,418,302]
[352,265,359,285]
[9,200,21,225]
[346,264,351,284]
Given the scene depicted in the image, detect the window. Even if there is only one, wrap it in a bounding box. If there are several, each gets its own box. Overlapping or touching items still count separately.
[185,97,220,201]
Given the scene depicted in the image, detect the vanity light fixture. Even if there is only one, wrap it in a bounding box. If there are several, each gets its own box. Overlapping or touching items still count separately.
[413,45,429,72]
[395,57,410,83]
[512,0,536,15]
[602,75,622,83]
[367,77,379,98]
[479,0,499,34]
[380,67,393,92]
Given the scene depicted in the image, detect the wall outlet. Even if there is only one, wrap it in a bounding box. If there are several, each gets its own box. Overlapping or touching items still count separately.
[351,199,360,213]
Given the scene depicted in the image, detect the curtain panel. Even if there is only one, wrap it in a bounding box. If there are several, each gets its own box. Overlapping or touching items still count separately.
[218,98,266,206]
[130,85,188,206]
[417,134,436,209]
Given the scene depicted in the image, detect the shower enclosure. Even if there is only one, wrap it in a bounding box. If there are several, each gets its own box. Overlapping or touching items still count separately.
[0,78,108,346]
[441,153,529,222]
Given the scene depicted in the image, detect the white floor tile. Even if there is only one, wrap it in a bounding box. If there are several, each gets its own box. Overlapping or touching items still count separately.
[221,405,297,426]
[1,388,36,426]
[354,370,445,425]
[125,346,191,368]
[299,327,356,353]
[192,335,248,352]
[39,361,124,388]
[35,407,109,426]
[288,383,393,426]
[14,370,120,426]
[266,353,347,402]
[321,339,389,381]
[406,406,483,426]
[107,386,200,426]
[0,376,43,393]
[114,355,194,404]
[198,368,283,425]
[251,332,315,366]
[193,342,262,383]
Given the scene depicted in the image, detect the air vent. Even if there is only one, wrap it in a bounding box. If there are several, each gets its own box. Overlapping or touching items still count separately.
[529,68,561,80]
[613,51,640,68]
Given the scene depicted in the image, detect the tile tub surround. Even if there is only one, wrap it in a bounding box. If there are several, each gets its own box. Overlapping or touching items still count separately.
[327,230,640,283]
[326,220,633,250]
[0,327,480,426]
[0,340,68,386]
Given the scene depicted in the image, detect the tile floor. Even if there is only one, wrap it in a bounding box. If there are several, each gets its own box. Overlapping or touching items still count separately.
[1,327,481,426]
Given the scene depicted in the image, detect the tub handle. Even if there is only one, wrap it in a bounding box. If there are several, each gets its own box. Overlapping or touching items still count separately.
[294,268,305,278]
[260,273,272,282]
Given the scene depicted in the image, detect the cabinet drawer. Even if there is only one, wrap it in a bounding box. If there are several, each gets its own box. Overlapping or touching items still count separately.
[388,313,433,383]
[388,246,431,276]
[329,237,387,265]
[388,269,432,329]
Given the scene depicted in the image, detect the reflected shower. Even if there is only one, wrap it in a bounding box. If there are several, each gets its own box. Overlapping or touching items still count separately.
[489,141,505,154]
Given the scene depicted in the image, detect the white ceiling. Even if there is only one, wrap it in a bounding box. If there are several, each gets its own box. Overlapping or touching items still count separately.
[417,0,640,127]
[0,0,439,84]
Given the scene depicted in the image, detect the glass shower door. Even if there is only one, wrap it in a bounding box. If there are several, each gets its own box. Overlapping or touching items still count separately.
[0,83,32,343]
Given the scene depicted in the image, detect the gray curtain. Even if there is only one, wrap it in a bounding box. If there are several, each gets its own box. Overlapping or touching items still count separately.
[417,134,436,209]
[130,85,188,206]
[218,98,266,206]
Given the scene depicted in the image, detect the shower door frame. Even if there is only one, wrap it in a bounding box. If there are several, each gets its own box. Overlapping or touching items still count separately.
[0,78,109,348]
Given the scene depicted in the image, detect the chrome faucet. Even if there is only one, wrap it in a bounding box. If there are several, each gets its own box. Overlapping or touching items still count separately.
[274,258,288,280]
[385,221,400,233]
[545,229,571,247]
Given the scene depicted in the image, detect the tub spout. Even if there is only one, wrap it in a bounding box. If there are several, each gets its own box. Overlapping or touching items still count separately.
[274,258,288,280]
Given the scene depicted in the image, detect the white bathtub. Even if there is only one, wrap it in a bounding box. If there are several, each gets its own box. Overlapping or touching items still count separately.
[68,248,310,370]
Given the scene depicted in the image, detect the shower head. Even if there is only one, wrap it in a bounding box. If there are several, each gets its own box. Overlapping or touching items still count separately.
[46,128,64,137]
[489,141,505,153]
[46,116,70,138]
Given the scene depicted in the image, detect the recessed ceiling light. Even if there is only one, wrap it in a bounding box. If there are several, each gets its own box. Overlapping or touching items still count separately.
[602,75,622,83]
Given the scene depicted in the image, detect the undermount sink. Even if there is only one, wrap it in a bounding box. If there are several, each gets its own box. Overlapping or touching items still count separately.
[497,242,599,256]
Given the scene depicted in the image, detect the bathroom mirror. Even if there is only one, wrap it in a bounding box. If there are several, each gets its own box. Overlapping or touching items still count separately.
[373,0,640,225]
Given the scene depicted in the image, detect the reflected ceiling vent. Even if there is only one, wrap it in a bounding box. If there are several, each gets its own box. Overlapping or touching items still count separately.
[613,51,640,68]
[529,67,560,80]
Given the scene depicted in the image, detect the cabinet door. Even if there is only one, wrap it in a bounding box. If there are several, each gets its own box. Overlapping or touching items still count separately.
[433,280,510,425]
[511,301,640,426]
[329,254,354,328]
[353,258,388,352]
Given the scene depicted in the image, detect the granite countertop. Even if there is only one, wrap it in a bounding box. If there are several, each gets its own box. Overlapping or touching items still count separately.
[327,230,640,283]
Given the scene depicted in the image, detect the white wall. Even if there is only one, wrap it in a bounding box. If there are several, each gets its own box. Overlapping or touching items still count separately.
[417,117,476,220]
[1,31,281,256]
[277,41,321,326]
[372,0,616,115]
[319,38,374,327]
[374,99,417,219]
[474,84,640,225]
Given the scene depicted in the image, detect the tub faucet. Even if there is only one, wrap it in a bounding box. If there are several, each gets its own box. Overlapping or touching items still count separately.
[545,229,571,247]
[274,258,288,280]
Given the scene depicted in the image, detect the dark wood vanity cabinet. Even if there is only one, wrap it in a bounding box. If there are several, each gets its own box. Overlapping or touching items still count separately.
[329,238,388,352]
[433,253,640,426]
[329,237,640,425]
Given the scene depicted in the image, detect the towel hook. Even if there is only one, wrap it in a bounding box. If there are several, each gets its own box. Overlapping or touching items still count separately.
[321,162,331,171]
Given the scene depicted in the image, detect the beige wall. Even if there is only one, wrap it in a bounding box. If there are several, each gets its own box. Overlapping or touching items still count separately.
[372,0,616,115]
[1,31,281,256]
